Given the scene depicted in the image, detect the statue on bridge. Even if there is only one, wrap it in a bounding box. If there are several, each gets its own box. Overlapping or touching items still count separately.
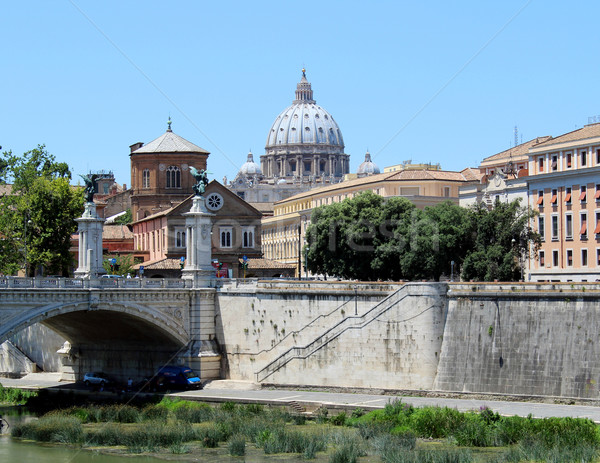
[80,174,98,203]
[189,167,210,197]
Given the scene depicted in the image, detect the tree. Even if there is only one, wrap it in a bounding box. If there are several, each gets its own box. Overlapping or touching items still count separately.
[114,209,132,225]
[0,145,84,276]
[103,254,135,276]
[306,191,417,281]
[461,199,541,282]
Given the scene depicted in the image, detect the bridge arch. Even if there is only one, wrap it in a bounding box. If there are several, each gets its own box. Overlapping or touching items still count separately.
[1,300,189,347]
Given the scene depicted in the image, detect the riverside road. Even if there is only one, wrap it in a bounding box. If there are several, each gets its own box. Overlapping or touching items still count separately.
[3,373,600,423]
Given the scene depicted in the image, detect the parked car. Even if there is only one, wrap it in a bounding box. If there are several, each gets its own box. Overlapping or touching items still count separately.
[100,274,123,279]
[83,372,114,388]
[150,365,201,391]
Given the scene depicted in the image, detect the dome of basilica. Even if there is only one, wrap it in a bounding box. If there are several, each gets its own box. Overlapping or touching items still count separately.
[265,70,344,152]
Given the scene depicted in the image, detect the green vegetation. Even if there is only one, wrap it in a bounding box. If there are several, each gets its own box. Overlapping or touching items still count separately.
[10,397,600,462]
[305,192,540,282]
[0,145,84,276]
[0,383,38,404]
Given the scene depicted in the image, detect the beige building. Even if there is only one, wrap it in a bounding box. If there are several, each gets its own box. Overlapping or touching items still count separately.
[527,123,600,282]
[262,167,481,276]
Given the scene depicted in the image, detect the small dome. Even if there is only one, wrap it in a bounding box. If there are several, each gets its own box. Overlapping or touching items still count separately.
[357,151,380,176]
[239,151,262,176]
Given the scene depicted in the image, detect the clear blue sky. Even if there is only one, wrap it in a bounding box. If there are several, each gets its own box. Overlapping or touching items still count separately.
[2,1,599,187]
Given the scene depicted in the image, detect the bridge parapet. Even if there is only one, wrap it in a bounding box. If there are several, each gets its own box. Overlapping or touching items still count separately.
[0,277,193,290]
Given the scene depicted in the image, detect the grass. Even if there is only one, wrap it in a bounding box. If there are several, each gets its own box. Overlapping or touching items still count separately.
[9,398,600,462]
[0,383,38,405]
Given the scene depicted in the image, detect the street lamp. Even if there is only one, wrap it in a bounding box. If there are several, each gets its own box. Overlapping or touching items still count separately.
[24,218,32,277]
[450,260,455,282]
[353,284,358,315]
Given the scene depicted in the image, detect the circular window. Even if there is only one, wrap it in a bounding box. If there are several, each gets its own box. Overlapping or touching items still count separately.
[206,192,223,211]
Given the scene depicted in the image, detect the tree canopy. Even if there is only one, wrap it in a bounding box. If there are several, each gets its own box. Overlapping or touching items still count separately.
[0,145,84,276]
[305,192,539,282]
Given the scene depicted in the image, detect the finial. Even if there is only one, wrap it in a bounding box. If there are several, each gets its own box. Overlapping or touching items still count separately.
[302,68,306,78]
[167,116,172,132]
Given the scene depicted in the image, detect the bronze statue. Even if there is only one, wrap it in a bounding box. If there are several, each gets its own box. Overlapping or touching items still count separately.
[80,174,98,202]
[189,167,209,197]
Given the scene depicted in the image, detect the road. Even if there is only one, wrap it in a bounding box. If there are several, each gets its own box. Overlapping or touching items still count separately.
[3,373,600,422]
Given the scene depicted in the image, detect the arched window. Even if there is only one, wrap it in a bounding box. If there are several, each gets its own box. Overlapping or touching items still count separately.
[242,227,254,248]
[220,227,232,248]
[142,169,150,189]
[176,229,186,248]
[166,165,181,188]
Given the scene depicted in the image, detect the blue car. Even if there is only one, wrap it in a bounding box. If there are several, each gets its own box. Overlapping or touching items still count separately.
[151,365,201,391]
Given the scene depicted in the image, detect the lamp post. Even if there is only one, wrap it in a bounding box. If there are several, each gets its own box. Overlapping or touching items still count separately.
[450,260,455,282]
[24,218,32,277]
[353,284,358,315]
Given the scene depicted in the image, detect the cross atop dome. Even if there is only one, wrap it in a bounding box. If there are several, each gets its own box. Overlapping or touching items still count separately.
[167,116,172,132]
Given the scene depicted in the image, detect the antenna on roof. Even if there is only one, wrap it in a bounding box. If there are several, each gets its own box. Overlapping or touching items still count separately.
[514,126,518,147]
[588,115,600,124]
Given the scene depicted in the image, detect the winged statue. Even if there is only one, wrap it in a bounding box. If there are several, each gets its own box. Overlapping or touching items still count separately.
[189,167,210,197]
[80,174,98,202]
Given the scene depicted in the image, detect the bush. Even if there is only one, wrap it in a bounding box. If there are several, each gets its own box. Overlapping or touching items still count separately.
[453,412,492,447]
[173,401,213,423]
[228,434,246,456]
[410,406,464,439]
[12,415,83,444]
[0,384,38,405]
[141,404,169,422]
[331,412,347,426]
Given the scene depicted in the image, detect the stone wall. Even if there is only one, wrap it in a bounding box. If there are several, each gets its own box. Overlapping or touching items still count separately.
[434,283,600,399]
[215,281,447,389]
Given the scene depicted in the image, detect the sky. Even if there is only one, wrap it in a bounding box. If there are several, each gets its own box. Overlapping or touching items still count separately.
[2,1,599,187]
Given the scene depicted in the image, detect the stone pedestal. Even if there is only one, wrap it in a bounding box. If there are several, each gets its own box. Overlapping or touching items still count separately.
[181,197,215,287]
[74,202,106,278]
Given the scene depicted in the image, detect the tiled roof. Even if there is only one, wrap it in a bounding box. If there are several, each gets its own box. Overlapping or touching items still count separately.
[133,258,182,270]
[460,167,484,182]
[132,130,209,154]
[480,136,552,165]
[102,225,133,240]
[532,123,600,148]
[387,170,472,181]
[239,258,296,269]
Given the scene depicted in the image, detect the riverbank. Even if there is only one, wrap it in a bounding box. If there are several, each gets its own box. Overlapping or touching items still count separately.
[7,395,600,463]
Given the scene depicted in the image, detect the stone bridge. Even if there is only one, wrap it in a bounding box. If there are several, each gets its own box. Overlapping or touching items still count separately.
[0,277,218,382]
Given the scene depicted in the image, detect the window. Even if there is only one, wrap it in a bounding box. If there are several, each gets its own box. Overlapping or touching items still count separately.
[582,249,588,267]
[551,215,559,240]
[551,155,558,171]
[597,149,600,165]
[538,157,544,172]
[565,214,573,239]
[175,229,186,248]
[444,187,451,197]
[581,150,587,166]
[166,165,181,189]
[565,187,571,204]
[596,185,600,201]
[536,190,544,206]
[596,212,600,235]
[550,189,557,205]
[142,169,150,189]
[242,226,255,248]
[597,249,600,266]
[552,250,559,267]
[566,152,572,168]
[220,227,232,248]
[566,250,573,267]
[538,215,545,241]
[581,212,588,237]
[539,251,545,267]
[580,185,587,202]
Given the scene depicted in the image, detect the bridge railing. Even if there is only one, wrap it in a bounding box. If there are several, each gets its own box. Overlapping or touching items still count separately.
[0,277,192,289]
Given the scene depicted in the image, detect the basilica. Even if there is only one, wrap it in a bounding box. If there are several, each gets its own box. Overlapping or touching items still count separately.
[226,70,350,213]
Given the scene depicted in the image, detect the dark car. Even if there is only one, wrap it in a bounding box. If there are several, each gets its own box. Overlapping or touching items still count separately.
[150,365,201,391]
